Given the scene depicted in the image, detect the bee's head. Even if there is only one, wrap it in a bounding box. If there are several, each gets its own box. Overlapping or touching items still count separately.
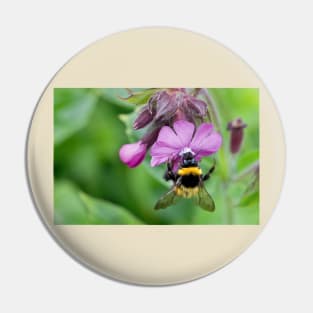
[180,148,197,167]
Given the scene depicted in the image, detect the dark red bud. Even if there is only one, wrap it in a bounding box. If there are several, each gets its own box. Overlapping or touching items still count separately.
[154,92,177,122]
[186,96,208,117]
[227,118,247,154]
[173,109,187,122]
[133,106,154,130]
[141,127,161,148]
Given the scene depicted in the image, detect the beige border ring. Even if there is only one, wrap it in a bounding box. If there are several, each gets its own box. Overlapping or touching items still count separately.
[26,27,285,285]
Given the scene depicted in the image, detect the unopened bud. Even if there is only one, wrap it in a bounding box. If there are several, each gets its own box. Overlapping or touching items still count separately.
[133,106,153,130]
[227,118,247,154]
[141,127,161,148]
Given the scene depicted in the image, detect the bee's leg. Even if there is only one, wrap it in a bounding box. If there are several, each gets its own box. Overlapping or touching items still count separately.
[176,176,182,186]
[164,161,176,182]
[202,159,216,181]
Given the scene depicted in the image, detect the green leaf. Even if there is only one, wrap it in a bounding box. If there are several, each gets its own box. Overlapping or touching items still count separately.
[98,88,135,113]
[54,180,88,224]
[79,192,144,225]
[237,150,259,172]
[234,203,259,224]
[54,180,144,224]
[118,109,146,143]
[142,161,169,188]
[54,88,97,145]
[122,88,160,105]
[239,190,259,207]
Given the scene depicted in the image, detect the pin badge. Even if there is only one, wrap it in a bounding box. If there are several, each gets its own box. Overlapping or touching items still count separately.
[27,28,285,285]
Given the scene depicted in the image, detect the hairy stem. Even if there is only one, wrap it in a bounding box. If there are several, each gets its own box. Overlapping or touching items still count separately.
[200,88,223,132]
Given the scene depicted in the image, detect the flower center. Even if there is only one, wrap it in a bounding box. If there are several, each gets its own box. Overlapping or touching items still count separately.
[179,147,195,156]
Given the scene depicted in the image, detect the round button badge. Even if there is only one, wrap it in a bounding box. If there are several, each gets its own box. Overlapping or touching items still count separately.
[27,28,285,285]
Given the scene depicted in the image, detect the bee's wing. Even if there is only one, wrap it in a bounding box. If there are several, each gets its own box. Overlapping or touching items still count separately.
[154,188,177,210]
[196,186,215,212]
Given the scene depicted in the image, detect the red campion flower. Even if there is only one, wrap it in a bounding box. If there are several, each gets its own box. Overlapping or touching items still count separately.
[150,120,222,170]
[119,89,210,168]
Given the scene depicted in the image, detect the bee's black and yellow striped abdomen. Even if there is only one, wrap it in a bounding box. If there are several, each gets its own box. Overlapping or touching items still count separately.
[175,166,202,198]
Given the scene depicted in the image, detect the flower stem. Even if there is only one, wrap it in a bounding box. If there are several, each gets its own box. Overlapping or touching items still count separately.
[192,88,202,97]
[200,89,223,132]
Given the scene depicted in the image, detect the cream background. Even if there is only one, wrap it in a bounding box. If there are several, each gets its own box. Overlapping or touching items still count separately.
[26,28,285,285]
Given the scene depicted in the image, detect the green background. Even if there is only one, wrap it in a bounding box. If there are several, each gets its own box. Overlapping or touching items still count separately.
[54,88,259,225]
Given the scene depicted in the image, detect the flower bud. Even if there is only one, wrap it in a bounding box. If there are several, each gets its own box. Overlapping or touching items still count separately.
[141,127,161,148]
[133,106,153,130]
[154,91,176,122]
[227,118,247,154]
[185,97,208,117]
[119,141,147,168]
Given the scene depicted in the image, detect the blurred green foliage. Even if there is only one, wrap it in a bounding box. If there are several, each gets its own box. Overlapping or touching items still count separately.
[54,88,259,225]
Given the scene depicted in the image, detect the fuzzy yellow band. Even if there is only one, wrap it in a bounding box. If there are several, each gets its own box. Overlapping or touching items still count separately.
[177,167,202,176]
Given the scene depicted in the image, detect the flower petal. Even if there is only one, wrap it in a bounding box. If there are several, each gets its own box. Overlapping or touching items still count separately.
[171,156,181,172]
[150,148,182,168]
[119,141,147,168]
[150,142,180,166]
[150,155,169,167]
[194,132,222,158]
[173,120,195,147]
[190,123,213,148]
[150,142,180,156]
[150,139,181,166]
[190,123,222,157]
[156,125,182,149]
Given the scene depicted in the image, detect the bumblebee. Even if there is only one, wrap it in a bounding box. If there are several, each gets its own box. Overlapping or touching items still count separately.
[154,150,216,211]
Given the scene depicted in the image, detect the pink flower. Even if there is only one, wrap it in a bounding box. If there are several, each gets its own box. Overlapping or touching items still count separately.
[119,89,211,168]
[150,120,222,168]
[119,141,147,168]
